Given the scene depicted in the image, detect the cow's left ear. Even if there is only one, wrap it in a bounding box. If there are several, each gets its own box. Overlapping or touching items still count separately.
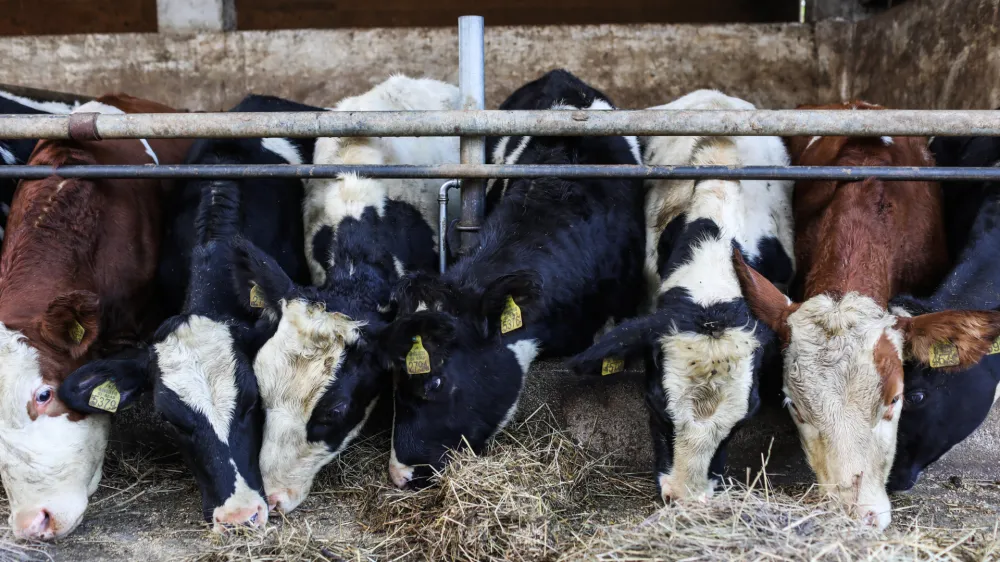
[897,310,1000,370]
[379,311,456,372]
[40,290,100,359]
[58,347,150,414]
[480,270,542,336]
[231,236,295,319]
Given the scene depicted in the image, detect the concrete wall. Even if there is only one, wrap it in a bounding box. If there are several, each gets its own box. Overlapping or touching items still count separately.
[0,24,824,112]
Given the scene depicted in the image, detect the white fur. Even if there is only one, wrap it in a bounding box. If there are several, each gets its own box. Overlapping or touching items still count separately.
[881,136,894,146]
[0,323,109,540]
[493,340,541,437]
[254,299,367,512]
[261,137,303,165]
[782,293,899,530]
[155,316,239,443]
[0,143,16,165]
[393,256,406,278]
[304,75,461,285]
[641,90,794,502]
[0,89,77,114]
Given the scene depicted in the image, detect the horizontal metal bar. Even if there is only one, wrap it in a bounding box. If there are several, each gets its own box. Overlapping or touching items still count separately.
[0,110,999,140]
[1,164,999,181]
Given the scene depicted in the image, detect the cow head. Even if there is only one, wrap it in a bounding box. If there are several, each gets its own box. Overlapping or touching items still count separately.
[383,270,542,489]
[60,247,271,533]
[566,295,769,503]
[888,302,1000,491]
[231,239,385,514]
[733,249,1000,529]
[0,290,107,541]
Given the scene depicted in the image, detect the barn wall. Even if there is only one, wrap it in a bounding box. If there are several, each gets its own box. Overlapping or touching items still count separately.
[0,24,827,112]
[851,0,1000,109]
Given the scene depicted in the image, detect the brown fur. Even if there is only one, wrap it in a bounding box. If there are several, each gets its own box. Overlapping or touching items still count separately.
[0,93,193,420]
[874,333,903,408]
[895,311,1000,371]
[731,248,799,343]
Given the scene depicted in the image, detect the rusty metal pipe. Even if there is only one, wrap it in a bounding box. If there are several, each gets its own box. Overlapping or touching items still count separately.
[1,110,1000,140]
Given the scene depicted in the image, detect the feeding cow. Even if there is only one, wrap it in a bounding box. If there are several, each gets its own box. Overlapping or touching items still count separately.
[731,101,1000,529]
[59,95,317,531]
[0,94,191,541]
[887,135,1000,491]
[567,90,794,502]
[0,88,83,240]
[383,69,646,490]
[232,75,455,514]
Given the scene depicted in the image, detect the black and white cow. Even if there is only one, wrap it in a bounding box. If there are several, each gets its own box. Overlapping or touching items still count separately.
[0,88,81,239]
[232,75,456,514]
[568,90,794,502]
[59,94,317,531]
[887,135,1000,491]
[382,69,646,489]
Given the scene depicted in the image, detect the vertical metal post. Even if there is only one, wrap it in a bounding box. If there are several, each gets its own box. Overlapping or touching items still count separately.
[457,15,485,254]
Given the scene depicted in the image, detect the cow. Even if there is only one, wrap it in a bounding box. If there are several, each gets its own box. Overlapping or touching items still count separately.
[59,95,317,531]
[0,88,83,240]
[731,101,1000,529]
[382,69,646,490]
[0,94,191,541]
[887,135,1000,491]
[567,90,794,503]
[232,75,454,514]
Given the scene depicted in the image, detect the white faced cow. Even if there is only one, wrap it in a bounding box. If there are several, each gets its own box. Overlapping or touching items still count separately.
[569,90,794,503]
[236,75,456,513]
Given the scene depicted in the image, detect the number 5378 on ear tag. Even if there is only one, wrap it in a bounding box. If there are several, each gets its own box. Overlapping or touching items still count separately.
[500,296,523,334]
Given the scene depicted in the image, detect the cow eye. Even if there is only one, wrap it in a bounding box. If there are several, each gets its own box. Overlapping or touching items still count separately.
[906,391,926,406]
[35,386,53,404]
[427,376,443,393]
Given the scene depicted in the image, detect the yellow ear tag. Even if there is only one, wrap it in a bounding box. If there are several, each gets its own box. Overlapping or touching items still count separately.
[88,380,120,413]
[249,284,266,309]
[406,335,432,375]
[500,295,523,334]
[69,321,85,345]
[929,341,961,369]
[601,357,625,376]
[988,336,1000,356]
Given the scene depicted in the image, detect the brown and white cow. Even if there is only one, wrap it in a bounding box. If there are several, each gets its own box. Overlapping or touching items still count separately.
[0,94,191,540]
[732,101,1000,529]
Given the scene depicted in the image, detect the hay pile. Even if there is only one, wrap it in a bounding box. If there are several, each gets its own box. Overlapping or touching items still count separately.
[2,407,998,561]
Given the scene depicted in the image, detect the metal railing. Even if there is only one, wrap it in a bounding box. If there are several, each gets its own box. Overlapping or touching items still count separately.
[2,15,999,274]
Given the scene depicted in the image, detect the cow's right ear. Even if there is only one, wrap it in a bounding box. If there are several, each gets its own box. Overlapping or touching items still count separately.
[58,347,150,414]
[231,237,295,318]
[379,311,456,371]
[732,248,797,342]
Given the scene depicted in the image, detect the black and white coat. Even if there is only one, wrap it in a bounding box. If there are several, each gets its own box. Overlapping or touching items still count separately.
[569,90,794,502]
[383,69,647,489]
[233,75,452,514]
[60,94,317,531]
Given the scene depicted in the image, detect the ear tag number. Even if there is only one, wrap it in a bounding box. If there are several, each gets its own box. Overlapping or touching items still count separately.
[929,341,961,368]
[406,335,432,375]
[500,295,523,334]
[988,336,1000,356]
[249,284,266,309]
[89,380,121,413]
[601,357,625,376]
[69,321,85,344]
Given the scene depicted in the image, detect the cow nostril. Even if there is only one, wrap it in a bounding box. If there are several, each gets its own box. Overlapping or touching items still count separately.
[862,510,878,526]
[248,512,258,525]
[32,509,52,536]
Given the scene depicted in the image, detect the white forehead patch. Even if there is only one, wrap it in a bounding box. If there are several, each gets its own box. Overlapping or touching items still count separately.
[261,137,303,165]
[507,339,540,375]
[155,316,239,443]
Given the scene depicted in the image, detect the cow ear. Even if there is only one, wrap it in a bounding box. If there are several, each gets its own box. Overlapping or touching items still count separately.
[731,248,797,342]
[57,347,150,414]
[379,311,456,372]
[480,270,542,336]
[567,312,669,376]
[897,310,1000,370]
[40,290,100,359]
[231,237,294,318]
[392,272,454,314]
[789,135,849,166]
